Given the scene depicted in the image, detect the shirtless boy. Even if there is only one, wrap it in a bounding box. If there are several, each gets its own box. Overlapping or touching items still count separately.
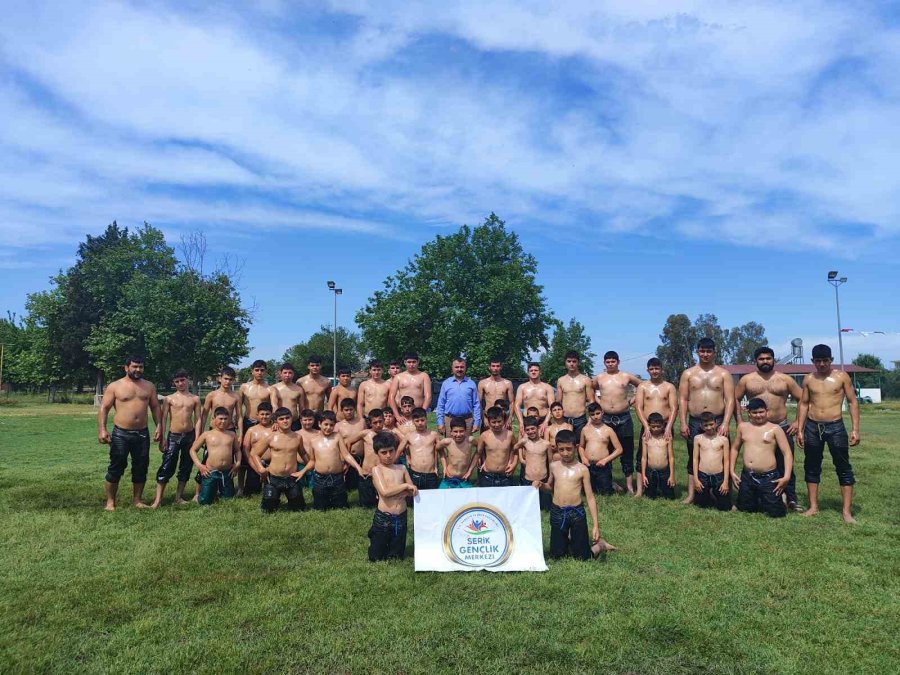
[336,398,367,490]
[515,416,551,509]
[477,406,518,487]
[437,417,478,488]
[270,363,306,430]
[556,350,593,442]
[730,398,791,518]
[97,354,162,510]
[594,351,642,494]
[395,396,416,438]
[203,367,241,434]
[641,413,675,500]
[151,369,200,507]
[389,352,432,423]
[189,407,241,505]
[797,344,860,523]
[544,402,573,460]
[328,368,357,420]
[238,360,273,494]
[241,401,275,497]
[369,432,418,561]
[308,411,362,510]
[514,362,555,433]
[735,347,803,511]
[535,430,613,560]
[344,409,387,507]
[692,412,731,511]
[296,409,319,485]
[357,360,391,419]
[252,407,308,512]
[297,355,331,414]
[397,408,441,491]
[579,403,624,496]
[679,338,734,504]
[634,357,677,497]
[478,357,514,429]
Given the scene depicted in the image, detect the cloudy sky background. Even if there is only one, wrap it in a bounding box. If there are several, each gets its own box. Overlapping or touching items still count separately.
[2,1,899,369]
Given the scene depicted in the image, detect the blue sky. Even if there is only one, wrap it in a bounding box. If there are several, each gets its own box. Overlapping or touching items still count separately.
[2,1,899,370]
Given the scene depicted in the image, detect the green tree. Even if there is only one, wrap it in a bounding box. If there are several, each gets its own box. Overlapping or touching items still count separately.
[852,353,884,388]
[281,326,367,378]
[723,321,768,364]
[656,314,695,384]
[356,214,553,378]
[539,319,595,383]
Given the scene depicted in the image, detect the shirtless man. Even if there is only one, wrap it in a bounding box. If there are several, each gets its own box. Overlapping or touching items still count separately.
[328,368,357,420]
[297,355,331,414]
[514,362,555,433]
[477,406,518,487]
[555,350,594,442]
[188,407,240,505]
[593,351,642,494]
[437,417,478,488]
[241,401,276,497]
[238,360,273,494]
[308,411,362,510]
[252,407,308,512]
[730,398,792,518]
[271,362,306,430]
[335,398,367,490]
[797,344,860,523]
[679,338,735,504]
[357,360,391,419]
[151,369,201,507]
[478,357,514,429]
[369,432,417,561]
[202,367,241,435]
[397,408,441,492]
[634,357,677,497]
[97,354,162,510]
[345,409,388,507]
[389,352,432,424]
[735,347,804,511]
[579,403,624,496]
[515,416,552,509]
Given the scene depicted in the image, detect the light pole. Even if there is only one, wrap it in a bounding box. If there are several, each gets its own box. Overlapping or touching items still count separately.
[327,281,342,382]
[827,271,847,371]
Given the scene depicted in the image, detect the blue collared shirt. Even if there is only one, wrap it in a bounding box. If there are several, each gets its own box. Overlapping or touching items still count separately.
[435,376,480,427]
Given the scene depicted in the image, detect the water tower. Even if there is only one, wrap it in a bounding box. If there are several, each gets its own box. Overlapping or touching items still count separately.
[790,338,803,364]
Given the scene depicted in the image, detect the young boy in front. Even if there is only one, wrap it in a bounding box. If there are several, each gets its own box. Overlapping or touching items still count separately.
[579,403,623,496]
[477,406,518,487]
[544,401,573,461]
[515,416,551,509]
[344,409,388,507]
[730,398,792,518]
[692,411,732,511]
[308,411,362,510]
[437,416,478,488]
[151,369,201,507]
[641,412,675,499]
[397,407,440,491]
[241,401,275,496]
[369,432,418,561]
[252,407,308,512]
[535,429,614,560]
[395,396,416,438]
[328,368,357,419]
[189,407,240,505]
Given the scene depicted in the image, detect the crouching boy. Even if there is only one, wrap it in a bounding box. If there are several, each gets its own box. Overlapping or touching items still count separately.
[189,407,240,505]
[731,398,792,518]
[253,407,309,513]
[369,432,418,561]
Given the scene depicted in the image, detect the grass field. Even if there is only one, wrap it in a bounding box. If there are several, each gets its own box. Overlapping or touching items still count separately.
[1,403,898,674]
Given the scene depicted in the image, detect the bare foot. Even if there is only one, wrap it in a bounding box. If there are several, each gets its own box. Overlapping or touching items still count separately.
[149,501,161,509]
[842,512,857,524]
[612,483,624,494]
[591,539,617,557]
[174,498,187,505]
[681,495,693,505]
[133,501,150,509]
[802,507,819,517]
[104,502,116,512]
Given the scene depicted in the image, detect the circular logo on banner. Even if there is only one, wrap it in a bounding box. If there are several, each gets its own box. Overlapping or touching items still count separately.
[442,503,514,567]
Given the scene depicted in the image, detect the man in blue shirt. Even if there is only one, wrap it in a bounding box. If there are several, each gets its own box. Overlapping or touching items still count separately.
[436,358,481,436]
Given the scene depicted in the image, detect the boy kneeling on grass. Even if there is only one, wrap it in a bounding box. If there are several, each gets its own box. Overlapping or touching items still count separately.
[730,398,792,518]
[535,429,615,560]
[369,432,418,562]
[189,407,240,505]
[252,407,309,513]
[641,412,675,499]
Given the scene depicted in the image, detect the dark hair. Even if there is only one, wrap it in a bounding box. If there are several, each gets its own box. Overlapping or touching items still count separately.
[697,337,716,350]
[527,362,540,370]
[564,350,580,361]
[555,429,576,446]
[274,407,292,419]
[389,360,401,367]
[811,344,832,359]
[251,359,267,369]
[368,359,382,369]
[550,401,563,410]
[125,354,145,365]
[647,412,665,424]
[400,396,414,406]
[373,431,397,453]
[494,398,509,411]
[523,416,539,428]
[337,367,351,376]
[381,408,394,417]
[699,412,717,424]
[753,347,775,360]
[646,357,662,368]
[747,397,768,411]
[526,406,540,415]
[489,356,503,365]
[307,354,322,365]
[213,406,229,417]
[603,351,619,361]
[257,401,273,413]
[411,407,427,419]
[319,410,337,423]
[300,409,316,418]
[587,402,602,414]
[453,356,467,364]
[221,366,236,377]
[368,409,384,421]
[280,362,295,372]
[449,416,467,429]
[172,369,189,380]
[403,352,419,361]
[340,398,355,409]
[486,406,504,420]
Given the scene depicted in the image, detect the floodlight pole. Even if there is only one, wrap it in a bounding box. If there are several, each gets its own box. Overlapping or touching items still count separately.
[327,282,342,381]
[827,273,847,371]
[0,343,5,394]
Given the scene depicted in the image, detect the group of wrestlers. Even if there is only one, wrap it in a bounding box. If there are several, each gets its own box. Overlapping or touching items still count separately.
[97,338,861,562]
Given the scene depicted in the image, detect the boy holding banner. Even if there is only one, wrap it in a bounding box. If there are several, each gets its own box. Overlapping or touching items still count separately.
[369,432,418,561]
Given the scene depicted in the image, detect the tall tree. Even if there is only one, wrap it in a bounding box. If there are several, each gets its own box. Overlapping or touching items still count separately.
[356,214,553,378]
[723,321,768,364]
[656,314,696,384]
[852,353,884,388]
[281,326,367,378]
[539,318,595,383]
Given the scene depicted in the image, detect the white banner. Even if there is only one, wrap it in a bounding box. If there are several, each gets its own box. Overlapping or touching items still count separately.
[413,486,547,572]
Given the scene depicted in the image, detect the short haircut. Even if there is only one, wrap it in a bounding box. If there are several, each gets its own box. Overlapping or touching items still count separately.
[280,362,295,372]
[274,407,292,419]
[411,407,427,419]
[753,347,775,360]
[221,366,236,377]
[213,406,229,417]
[526,406,540,415]
[489,356,503,365]
[697,337,716,350]
[523,416,539,428]
[550,401,563,410]
[555,429,576,446]
[368,359,382,369]
[699,412,717,424]
[389,360,401,367]
[587,402,602,414]
[319,410,337,423]
[337,367,351,376]
[647,357,662,368]
[307,354,322,365]
[300,409,316,419]
[373,431,397,453]
[811,344,832,359]
[172,369,189,380]
[368,409,384,421]
[527,362,540,370]
[564,350,580,361]
[400,396,414,405]
[340,397,355,409]
[257,401,273,413]
[449,416,467,429]
[494,398,509,411]
[486,406,504,420]
[647,412,665,424]
[251,359,267,369]
[603,351,619,361]
[453,356,467,364]
[125,354,145,365]
[747,397,768,411]
[403,351,419,361]
[381,407,394,417]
